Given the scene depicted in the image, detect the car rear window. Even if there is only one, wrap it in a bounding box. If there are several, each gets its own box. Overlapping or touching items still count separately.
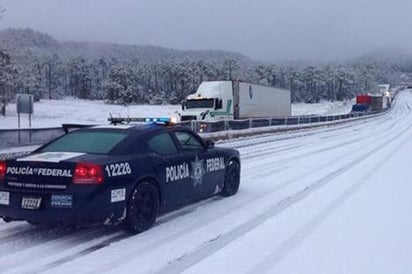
[40,131,128,154]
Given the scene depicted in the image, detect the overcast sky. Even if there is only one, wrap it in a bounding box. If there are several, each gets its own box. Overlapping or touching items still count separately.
[0,0,411,62]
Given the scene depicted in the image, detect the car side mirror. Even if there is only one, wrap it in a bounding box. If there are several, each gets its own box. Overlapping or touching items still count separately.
[205,140,214,149]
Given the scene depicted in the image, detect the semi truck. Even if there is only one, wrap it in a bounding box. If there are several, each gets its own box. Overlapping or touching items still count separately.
[180,80,291,121]
[351,94,391,112]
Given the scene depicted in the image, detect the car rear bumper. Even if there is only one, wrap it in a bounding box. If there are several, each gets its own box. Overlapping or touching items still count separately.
[0,188,128,227]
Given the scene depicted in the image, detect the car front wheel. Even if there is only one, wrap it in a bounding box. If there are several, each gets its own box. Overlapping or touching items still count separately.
[220,160,240,197]
[125,181,159,234]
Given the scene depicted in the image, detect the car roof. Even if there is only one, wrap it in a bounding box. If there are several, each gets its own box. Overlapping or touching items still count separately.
[81,123,192,136]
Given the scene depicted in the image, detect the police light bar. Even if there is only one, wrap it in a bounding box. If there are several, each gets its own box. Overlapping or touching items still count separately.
[108,117,145,124]
[108,116,176,125]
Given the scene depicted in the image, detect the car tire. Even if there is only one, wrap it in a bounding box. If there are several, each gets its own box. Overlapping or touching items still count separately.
[2,217,13,223]
[125,181,159,234]
[220,160,240,197]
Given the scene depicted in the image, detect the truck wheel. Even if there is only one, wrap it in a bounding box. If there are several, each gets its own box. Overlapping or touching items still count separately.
[220,161,240,197]
[125,181,159,234]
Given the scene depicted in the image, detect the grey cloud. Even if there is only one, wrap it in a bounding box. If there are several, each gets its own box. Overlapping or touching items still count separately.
[1,0,411,61]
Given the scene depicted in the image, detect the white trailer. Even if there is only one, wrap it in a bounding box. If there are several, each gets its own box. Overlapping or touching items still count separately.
[180,80,291,121]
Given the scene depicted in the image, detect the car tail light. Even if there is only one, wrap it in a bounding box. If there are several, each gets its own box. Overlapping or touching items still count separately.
[73,163,104,184]
[0,161,6,180]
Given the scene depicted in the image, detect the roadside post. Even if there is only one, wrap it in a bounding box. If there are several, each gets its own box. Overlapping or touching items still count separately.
[16,94,34,143]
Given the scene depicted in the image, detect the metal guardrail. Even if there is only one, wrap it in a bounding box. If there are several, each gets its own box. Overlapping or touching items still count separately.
[0,127,64,149]
[178,110,385,133]
[0,108,388,150]
[0,124,97,150]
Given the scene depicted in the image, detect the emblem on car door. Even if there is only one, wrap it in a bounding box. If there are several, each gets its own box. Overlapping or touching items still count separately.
[191,155,205,186]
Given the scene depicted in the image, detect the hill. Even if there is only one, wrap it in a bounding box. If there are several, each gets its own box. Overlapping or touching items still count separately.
[0,28,255,65]
[0,28,404,107]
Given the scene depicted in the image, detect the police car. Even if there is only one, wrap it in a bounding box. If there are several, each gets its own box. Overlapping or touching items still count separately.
[0,118,240,233]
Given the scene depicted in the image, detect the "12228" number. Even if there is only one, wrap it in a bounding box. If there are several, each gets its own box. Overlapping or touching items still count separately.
[105,162,132,177]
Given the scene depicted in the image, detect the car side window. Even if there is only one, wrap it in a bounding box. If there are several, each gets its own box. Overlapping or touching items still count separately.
[174,131,204,151]
[148,133,178,155]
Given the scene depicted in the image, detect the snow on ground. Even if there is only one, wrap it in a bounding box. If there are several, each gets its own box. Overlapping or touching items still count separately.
[0,97,353,129]
[0,98,181,129]
[292,99,353,116]
[1,92,411,273]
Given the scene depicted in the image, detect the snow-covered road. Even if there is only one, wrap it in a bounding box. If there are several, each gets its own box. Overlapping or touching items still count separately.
[1,91,412,274]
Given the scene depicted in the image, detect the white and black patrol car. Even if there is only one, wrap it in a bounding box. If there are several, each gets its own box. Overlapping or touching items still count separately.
[0,118,240,233]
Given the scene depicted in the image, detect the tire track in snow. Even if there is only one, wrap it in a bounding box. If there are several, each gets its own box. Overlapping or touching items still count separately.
[248,120,412,274]
[1,229,123,273]
[89,116,408,274]
[11,197,224,274]
[0,223,41,240]
[93,100,410,274]
[25,100,409,274]
[0,126,400,272]
[226,109,393,152]
[154,110,412,274]
[242,111,403,178]
[239,108,399,163]
[0,226,92,257]
[0,115,384,255]
[20,233,128,274]
[1,93,408,272]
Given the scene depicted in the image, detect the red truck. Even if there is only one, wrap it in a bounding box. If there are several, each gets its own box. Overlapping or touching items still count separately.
[356,94,372,105]
[352,94,390,112]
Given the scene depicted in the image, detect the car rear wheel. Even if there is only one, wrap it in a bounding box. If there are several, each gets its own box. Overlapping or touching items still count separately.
[220,160,240,197]
[125,181,159,234]
[2,217,12,223]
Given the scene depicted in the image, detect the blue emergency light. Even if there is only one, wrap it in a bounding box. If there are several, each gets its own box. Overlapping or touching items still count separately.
[144,117,171,123]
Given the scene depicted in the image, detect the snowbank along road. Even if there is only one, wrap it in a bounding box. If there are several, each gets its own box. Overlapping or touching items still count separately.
[1,90,412,274]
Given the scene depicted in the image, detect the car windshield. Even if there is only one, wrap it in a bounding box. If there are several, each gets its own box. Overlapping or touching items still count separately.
[39,131,128,154]
[186,99,214,109]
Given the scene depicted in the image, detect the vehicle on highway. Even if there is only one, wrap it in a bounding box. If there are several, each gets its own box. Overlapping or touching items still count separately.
[180,80,291,121]
[0,118,241,233]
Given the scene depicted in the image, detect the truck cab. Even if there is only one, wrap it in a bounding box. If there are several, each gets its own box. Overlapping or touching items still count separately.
[180,81,234,121]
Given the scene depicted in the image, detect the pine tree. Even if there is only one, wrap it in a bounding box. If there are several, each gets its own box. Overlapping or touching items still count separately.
[0,50,18,116]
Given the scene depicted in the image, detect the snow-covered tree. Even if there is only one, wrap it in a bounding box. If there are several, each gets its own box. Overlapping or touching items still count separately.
[68,57,93,99]
[0,6,5,19]
[0,28,409,105]
[0,50,18,116]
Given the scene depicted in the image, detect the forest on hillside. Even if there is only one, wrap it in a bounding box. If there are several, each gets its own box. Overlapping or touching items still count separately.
[0,28,410,116]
